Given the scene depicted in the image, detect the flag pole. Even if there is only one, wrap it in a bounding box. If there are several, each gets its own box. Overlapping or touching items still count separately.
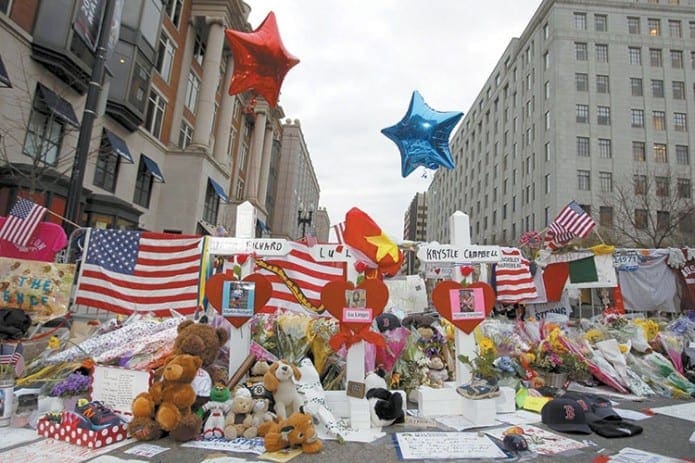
[45,209,81,229]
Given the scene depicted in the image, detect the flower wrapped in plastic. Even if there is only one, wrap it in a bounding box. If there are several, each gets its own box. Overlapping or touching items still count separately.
[477,319,530,357]
[49,372,91,398]
[250,312,280,358]
[276,310,314,363]
[658,331,685,375]
[391,330,429,394]
[308,316,339,376]
[628,351,695,398]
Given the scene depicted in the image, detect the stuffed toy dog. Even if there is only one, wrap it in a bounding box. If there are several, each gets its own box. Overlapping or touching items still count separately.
[365,370,404,428]
[263,359,303,420]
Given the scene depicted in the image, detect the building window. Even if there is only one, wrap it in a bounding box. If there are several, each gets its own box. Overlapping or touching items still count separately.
[178,120,193,149]
[634,175,647,195]
[676,145,690,165]
[576,104,589,123]
[630,78,643,96]
[596,75,609,93]
[575,42,588,61]
[543,51,549,69]
[145,90,166,139]
[156,33,175,83]
[669,20,682,38]
[578,170,591,190]
[193,31,206,66]
[653,111,666,130]
[544,81,550,99]
[133,157,154,208]
[576,73,588,91]
[650,48,663,67]
[631,109,644,128]
[671,50,683,68]
[628,17,640,34]
[184,72,200,111]
[94,138,120,193]
[648,18,661,36]
[599,139,611,158]
[691,21,695,39]
[691,51,695,69]
[635,209,648,229]
[577,137,590,157]
[574,12,587,29]
[657,211,670,231]
[597,106,610,125]
[673,81,685,100]
[654,143,668,162]
[203,182,220,224]
[652,79,664,98]
[633,141,646,162]
[545,174,551,193]
[543,23,549,39]
[164,0,183,28]
[596,44,609,62]
[544,111,550,130]
[235,179,244,200]
[545,142,551,161]
[656,176,670,197]
[678,179,692,198]
[600,206,613,227]
[595,14,608,32]
[599,171,613,192]
[628,47,642,65]
[23,97,64,166]
[674,113,687,132]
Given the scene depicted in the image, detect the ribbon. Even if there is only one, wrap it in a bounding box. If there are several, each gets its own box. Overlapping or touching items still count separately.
[329,325,385,351]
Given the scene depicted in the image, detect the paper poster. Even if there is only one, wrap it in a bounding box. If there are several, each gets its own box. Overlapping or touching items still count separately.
[394,432,506,460]
[649,402,695,423]
[0,427,41,450]
[605,447,689,463]
[181,437,266,455]
[123,443,170,457]
[0,257,75,322]
[449,287,485,320]
[221,280,255,318]
[485,425,587,456]
[0,437,131,463]
[91,366,152,418]
[495,409,543,426]
[384,275,428,314]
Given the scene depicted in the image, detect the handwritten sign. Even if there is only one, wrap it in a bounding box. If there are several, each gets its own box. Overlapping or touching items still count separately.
[0,257,75,323]
[395,432,506,460]
[207,237,290,256]
[342,307,372,323]
[91,365,151,417]
[417,243,501,263]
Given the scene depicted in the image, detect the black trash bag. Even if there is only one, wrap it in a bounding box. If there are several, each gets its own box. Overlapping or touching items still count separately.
[0,308,32,339]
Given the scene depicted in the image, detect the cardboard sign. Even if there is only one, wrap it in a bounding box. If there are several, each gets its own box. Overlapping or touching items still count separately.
[91,365,152,419]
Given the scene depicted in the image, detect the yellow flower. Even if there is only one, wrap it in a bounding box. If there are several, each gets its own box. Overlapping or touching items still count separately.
[478,337,496,355]
[618,344,629,354]
[634,319,659,342]
[48,336,61,350]
[547,328,568,353]
[584,328,605,344]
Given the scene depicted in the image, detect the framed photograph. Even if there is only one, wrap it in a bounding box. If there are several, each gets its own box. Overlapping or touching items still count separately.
[346,289,367,308]
[449,287,485,320]
[221,280,255,318]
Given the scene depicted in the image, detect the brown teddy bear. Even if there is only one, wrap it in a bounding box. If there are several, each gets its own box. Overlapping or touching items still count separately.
[223,388,258,440]
[174,320,230,384]
[129,354,203,442]
[258,410,322,454]
[247,360,270,385]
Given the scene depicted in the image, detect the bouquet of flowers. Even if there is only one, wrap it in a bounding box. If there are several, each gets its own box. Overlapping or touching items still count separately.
[49,372,91,398]
[531,328,590,382]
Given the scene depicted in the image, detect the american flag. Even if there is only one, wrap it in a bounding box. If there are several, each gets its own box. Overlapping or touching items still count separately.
[255,241,345,315]
[0,198,46,247]
[74,229,204,316]
[332,222,345,244]
[549,201,596,238]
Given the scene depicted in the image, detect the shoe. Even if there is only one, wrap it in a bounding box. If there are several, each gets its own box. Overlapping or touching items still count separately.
[456,377,500,399]
[74,400,123,430]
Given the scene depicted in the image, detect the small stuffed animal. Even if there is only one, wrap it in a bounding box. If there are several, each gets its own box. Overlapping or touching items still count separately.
[427,355,449,387]
[223,388,258,440]
[200,383,233,439]
[260,410,322,454]
[247,360,271,385]
[129,354,203,442]
[249,397,275,428]
[365,370,404,428]
[263,359,303,420]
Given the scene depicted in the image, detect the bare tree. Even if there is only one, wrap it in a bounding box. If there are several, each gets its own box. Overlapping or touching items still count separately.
[597,167,695,248]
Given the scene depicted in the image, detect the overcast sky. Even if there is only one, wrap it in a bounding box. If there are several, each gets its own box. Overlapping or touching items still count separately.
[248,1,542,240]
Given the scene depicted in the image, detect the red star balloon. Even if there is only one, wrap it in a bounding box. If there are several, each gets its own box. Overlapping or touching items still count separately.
[225,12,299,108]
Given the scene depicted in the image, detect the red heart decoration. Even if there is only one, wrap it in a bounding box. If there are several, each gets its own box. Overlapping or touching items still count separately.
[236,253,250,265]
[205,270,272,328]
[320,279,388,332]
[459,265,474,277]
[432,281,496,334]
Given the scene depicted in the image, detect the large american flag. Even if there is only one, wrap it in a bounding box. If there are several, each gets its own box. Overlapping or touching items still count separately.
[255,241,345,315]
[74,230,204,316]
[544,200,596,249]
[0,198,46,247]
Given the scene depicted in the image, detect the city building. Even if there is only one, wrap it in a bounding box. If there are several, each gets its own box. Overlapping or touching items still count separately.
[427,0,695,247]
[403,191,427,274]
[270,119,321,240]
[0,0,304,237]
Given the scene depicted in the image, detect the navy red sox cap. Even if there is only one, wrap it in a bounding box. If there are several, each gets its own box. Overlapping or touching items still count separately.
[541,398,592,434]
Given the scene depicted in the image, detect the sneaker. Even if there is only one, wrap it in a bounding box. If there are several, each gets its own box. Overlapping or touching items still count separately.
[74,400,123,430]
[456,377,500,399]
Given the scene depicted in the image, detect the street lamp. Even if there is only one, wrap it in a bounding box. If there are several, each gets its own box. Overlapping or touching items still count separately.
[297,209,313,238]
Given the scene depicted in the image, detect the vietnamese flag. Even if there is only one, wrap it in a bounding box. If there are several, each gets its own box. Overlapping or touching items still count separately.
[342,207,403,276]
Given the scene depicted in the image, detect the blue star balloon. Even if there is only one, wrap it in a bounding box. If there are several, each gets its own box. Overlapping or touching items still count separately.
[381,91,463,178]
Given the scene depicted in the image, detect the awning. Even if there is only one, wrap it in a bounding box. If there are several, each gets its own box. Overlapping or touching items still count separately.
[256,218,270,233]
[208,177,229,203]
[141,154,165,182]
[36,83,79,127]
[103,129,134,163]
[0,55,11,88]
